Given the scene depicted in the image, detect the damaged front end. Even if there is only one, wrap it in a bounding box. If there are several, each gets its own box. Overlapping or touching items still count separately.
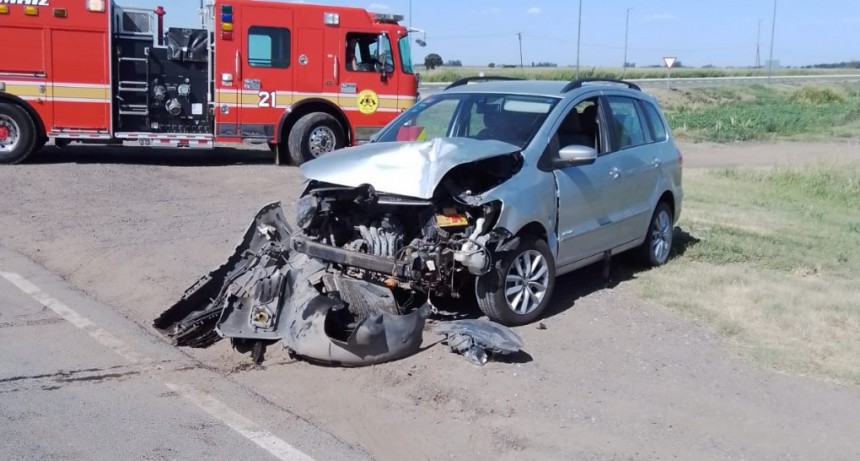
[153,203,429,366]
[154,139,527,367]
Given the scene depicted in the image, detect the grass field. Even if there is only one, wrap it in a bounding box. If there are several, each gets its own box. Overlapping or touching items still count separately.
[648,84,860,143]
[417,66,859,83]
[634,163,860,384]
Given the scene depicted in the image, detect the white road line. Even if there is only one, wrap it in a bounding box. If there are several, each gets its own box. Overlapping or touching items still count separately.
[0,271,149,365]
[165,382,316,461]
[0,271,315,461]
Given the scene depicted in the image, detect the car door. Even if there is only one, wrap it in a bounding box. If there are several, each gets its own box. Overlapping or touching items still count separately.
[603,95,659,244]
[553,96,628,267]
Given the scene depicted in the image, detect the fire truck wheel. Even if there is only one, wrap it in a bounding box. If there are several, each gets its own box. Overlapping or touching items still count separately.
[288,112,345,165]
[0,103,37,164]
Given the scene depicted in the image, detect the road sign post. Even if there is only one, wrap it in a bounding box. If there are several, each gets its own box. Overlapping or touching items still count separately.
[663,56,677,88]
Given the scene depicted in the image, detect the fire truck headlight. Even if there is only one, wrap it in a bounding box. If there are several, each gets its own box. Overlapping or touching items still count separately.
[178,84,191,98]
[153,85,167,102]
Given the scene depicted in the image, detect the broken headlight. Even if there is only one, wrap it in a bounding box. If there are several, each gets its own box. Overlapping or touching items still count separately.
[296,194,319,229]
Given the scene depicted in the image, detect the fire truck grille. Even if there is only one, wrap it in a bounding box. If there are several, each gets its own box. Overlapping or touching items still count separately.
[122,11,153,35]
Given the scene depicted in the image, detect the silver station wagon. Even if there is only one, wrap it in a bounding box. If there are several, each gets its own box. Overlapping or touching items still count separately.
[297,77,683,324]
[156,77,683,366]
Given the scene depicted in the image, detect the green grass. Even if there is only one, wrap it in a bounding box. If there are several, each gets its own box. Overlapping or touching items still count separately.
[635,164,860,384]
[655,84,860,142]
[417,66,857,82]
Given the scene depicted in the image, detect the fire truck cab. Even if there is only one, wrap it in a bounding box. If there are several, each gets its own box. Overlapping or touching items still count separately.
[0,0,419,165]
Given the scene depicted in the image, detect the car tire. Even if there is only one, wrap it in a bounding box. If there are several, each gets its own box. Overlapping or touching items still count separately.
[475,234,556,326]
[638,202,674,267]
[287,112,345,165]
[0,102,37,164]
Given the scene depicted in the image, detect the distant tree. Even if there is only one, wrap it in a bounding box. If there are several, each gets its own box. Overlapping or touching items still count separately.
[534,61,558,68]
[701,64,716,68]
[424,53,443,70]
[624,62,636,68]
[488,62,496,68]
[445,59,463,67]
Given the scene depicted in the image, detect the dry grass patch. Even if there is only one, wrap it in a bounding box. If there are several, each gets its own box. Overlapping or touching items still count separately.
[634,164,860,384]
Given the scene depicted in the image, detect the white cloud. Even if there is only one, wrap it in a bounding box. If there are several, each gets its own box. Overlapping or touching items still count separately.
[368,3,391,11]
[481,7,503,15]
[527,7,541,15]
[644,13,677,21]
[843,17,860,24]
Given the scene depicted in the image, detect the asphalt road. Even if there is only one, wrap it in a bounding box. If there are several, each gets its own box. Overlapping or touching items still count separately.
[0,245,370,461]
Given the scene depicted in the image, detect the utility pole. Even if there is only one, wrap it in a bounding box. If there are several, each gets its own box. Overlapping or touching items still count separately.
[767,0,777,81]
[575,0,583,79]
[623,7,634,79]
[409,0,412,29]
[755,19,762,68]
[517,32,524,68]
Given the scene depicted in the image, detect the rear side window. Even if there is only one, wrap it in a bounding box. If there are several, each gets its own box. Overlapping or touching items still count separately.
[248,26,291,68]
[642,101,669,142]
[606,96,647,150]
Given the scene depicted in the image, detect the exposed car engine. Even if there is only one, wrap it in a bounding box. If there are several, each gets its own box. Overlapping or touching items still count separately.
[292,181,507,305]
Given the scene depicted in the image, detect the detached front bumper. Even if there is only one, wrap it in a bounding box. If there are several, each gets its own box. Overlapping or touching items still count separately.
[152,202,428,367]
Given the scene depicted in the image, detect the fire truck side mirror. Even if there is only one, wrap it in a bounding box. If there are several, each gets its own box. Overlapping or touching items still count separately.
[376,33,389,82]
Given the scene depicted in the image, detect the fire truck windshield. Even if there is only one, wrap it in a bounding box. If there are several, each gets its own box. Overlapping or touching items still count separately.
[398,35,414,74]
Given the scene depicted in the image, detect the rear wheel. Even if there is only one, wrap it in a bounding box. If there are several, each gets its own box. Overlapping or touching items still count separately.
[0,103,37,164]
[638,202,674,267]
[287,112,345,165]
[476,235,556,326]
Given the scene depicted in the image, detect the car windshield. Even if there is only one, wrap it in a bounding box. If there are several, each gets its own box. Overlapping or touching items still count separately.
[375,93,560,148]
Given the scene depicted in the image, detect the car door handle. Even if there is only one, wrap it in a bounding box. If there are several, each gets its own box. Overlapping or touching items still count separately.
[609,167,621,179]
[652,158,662,168]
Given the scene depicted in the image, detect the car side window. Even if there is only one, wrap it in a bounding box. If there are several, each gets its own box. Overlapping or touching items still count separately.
[641,101,669,142]
[606,96,647,150]
[553,98,599,151]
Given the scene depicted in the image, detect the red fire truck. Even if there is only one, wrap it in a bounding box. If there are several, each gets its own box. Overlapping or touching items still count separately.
[0,0,419,165]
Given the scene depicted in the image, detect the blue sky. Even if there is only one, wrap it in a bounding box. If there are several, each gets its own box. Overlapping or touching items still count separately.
[134,0,860,67]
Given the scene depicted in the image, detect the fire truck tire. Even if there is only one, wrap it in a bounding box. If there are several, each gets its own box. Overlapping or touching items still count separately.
[0,102,37,164]
[287,112,345,165]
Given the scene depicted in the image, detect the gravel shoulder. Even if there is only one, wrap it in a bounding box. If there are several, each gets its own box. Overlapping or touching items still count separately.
[1,142,859,460]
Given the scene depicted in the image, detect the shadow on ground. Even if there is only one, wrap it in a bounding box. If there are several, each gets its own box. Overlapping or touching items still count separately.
[544,227,700,320]
[24,145,276,167]
[428,227,700,324]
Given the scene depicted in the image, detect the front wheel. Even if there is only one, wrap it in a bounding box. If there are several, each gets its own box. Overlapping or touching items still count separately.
[287,112,345,165]
[0,103,37,164]
[638,202,674,267]
[476,235,556,326]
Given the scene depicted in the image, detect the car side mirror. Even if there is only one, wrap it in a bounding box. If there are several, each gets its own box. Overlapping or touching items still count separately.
[554,144,597,168]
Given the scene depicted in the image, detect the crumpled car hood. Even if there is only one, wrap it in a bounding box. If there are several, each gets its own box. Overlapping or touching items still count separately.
[300,137,520,199]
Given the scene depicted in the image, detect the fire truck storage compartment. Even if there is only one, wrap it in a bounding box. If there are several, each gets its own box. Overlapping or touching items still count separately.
[113,27,212,134]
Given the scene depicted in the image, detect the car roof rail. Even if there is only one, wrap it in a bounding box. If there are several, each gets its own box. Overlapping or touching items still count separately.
[561,78,641,93]
[445,76,524,90]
